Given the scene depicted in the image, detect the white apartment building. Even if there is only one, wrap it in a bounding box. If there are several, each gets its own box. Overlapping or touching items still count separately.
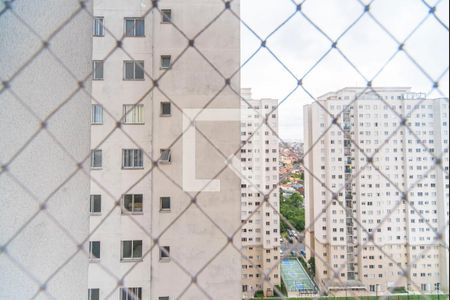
[304,87,449,296]
[240,88,281,298]
[89,1,242,299]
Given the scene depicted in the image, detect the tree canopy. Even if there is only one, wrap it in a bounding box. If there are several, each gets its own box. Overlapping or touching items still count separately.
[280,192,305,234]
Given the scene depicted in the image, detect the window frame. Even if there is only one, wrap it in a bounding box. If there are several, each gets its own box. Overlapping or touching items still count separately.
[159,246,170,261]
[159,149,172,164]
[91,104,103,125]
[93,16,104,37]
[160,197,171,212]
[120,287,142,300]
[160,102,171,117]
[161,9,172,23]
[90,194,102,215]
[123,60,145,81]
[123,104,144,124]
[92,60,104,80]
[124,17,145,37]
[160,55,172,69]
[90,149,102,169]
[121,240,143,261]
[89,241,101,261]
[122,149,144,169]
[88,288,100,300]
[122,194,143,214]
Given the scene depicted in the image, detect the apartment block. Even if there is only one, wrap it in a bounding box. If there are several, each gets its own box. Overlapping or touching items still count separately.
[240,88,281,298]
[89,1,242,299]
[304,87,449,296]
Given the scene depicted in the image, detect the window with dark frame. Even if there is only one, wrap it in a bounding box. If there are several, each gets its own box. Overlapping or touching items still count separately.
[124,18,144,37]
[123,194,143,213]
[159,246,170,260]
[161,102,171,116]
[160,197,171,211]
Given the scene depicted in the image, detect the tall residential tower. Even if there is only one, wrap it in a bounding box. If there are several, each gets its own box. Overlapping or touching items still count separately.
[89,1,242,299]
[304,87,449,296]
[241,88,281,298]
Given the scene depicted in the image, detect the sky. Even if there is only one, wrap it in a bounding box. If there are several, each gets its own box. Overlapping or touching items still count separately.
[240,0,449,141]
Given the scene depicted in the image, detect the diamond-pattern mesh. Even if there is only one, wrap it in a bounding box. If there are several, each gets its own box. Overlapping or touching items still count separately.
[0,0,448,299]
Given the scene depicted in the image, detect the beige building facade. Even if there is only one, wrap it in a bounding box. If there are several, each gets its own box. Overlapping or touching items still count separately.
[240,89,281,298]
[89,1,242,299]
[304,87,449,296]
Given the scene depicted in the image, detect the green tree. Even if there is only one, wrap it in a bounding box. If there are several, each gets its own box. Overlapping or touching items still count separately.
[280,193,305,235]
[308,257,316,277]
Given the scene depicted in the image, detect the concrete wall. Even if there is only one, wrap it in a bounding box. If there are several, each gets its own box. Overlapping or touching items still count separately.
[0,0,92,298]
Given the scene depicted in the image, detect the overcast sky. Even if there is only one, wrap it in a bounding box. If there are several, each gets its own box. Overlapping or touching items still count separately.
[240,0,449,141]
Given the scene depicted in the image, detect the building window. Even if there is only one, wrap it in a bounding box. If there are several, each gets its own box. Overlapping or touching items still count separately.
[89,241,100,260]
[161,9,172,23]
[159,297,169,300]
[88,288,100,300]
[120,287,142,300]
[123,194,143,213]
[91,150,102,169]
[160,197,171,211]
[160,56,172,69]
[124,18,144,37]
[90,195,101,214]
[161,102,171,116]
[93,61,104,80]
[122,149,144,169]
[121,240,143,260]
[93,17,104,37]
[124,61,145,80]
[159,149,172,164]
[91,104,103,124]
[123,104,144,124]
[159,246,170,261]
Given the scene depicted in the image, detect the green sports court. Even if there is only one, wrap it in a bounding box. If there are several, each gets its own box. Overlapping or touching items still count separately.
[281,258,319,296]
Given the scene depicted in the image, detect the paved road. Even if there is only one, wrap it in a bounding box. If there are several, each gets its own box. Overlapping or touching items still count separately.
[280,233,305,258]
